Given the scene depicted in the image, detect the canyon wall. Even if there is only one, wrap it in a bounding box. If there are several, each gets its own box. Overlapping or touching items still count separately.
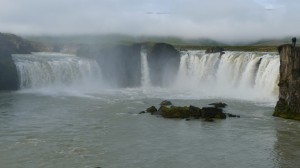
[273,44,300,120]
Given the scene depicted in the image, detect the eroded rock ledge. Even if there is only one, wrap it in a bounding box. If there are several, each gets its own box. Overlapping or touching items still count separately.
[141,100,239,122]
[0,33,38,90]
[273,44,300,120]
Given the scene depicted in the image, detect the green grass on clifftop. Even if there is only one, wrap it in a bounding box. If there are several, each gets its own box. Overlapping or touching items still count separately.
[175,45,278,52]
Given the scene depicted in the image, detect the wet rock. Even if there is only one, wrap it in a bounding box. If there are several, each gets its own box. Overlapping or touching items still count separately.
[146,106,158,114]
[160,100,172,106]
[208,102,227,108]
[189,105,202,119]
[141,100,241,122]
[227,113,240,118]
[139,111,146,114]
[160,105,190,118]
[201,107,226,119]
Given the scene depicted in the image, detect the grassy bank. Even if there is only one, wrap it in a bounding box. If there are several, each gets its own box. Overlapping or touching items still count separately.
[174,45,278,52]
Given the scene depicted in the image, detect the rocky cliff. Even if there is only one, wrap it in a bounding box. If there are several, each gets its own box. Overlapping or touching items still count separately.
[0,33,38,90]
[147,43,180,86]
[77,42,180,87]
[0,33,42,90]
[273,44,300,120]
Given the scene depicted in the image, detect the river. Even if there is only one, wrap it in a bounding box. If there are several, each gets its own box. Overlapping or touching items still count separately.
[1,88,300,168]
[0,51,299,168]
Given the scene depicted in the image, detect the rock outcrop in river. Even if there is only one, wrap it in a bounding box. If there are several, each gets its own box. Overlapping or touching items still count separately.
[273,44,300,120]
[143,100,239,122]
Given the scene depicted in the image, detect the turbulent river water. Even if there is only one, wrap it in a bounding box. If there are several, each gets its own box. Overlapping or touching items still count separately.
[0,51,300,168]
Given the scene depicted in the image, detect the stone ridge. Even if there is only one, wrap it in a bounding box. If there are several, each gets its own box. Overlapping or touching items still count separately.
[0,33,36,90]
[273,44,300,120]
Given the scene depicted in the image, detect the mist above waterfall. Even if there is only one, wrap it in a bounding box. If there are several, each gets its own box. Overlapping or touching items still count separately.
[13,53,107,96]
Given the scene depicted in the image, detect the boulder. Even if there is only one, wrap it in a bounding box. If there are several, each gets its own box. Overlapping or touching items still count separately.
[208,102,227,108]
[141,101,240,121]
[146,106,158,114]
[160,106,190,118]
[189,105,202,119]
[226,113,240,118]
[160,100,172,106]
[201,107,226,119]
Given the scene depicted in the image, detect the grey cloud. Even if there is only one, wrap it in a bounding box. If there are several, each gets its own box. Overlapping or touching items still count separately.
[0,0,299,43]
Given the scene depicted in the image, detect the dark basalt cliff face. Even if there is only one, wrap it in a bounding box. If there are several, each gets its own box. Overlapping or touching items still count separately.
[77,44,142,87]
[147,43,180,86]
[273,44,300,120]
[77,42,180,88]
[0,33,38,90]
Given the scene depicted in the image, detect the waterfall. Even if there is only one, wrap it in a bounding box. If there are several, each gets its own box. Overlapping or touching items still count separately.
[12,50,280,101]
[174,50,280,100]
[140,47,151,87]
[13,52,105,90]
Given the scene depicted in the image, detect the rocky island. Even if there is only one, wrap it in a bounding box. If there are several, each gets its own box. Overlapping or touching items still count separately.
[142,100,239,122]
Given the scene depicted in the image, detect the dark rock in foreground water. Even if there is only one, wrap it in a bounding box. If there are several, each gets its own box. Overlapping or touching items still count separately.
[160,100,172,106]
[160,106,190,118]
[227,113,240,118]
[209,102,227,108]
[189,105,202,119]
[143,101,239,122]
[146,106,158,113]
[202,107,226,119]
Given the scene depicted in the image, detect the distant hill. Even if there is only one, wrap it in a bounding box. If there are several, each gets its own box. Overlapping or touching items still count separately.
[25,34,298,48]
[250,38,293,46]
[25,34,225,47]
[23,34,300,53]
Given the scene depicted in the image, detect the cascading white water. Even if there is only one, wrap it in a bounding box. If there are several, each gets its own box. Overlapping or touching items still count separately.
[140,47,151,87]
[174,50,280,101]
[13,52,105,90]
[12,50,280,101]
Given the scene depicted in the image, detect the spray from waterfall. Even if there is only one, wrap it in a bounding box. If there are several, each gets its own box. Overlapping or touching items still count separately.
[12,50,279,102]
[174,51,279,101]
[13,52,105,92]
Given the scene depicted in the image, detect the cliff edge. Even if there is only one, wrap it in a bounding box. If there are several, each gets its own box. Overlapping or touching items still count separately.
[0,33,36,90]
[273,44,300,120]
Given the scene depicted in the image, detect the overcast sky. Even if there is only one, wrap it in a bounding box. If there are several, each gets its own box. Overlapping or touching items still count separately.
[0,0,299,42]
